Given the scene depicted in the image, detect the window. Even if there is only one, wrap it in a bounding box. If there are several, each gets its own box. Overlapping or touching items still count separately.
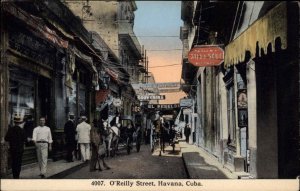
[9,66,35,146]
[227,84,236,145]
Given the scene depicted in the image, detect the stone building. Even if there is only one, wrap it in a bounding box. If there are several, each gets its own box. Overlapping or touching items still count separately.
[180,1,299,178]
[0,0,107,176]
[65,0,145,121]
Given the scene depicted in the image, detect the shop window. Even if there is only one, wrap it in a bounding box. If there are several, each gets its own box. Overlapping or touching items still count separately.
[68,81,77,118]
[78,83,86,117]
[9,66,35,146]
[227,84,236,145]
[237,72,246,89]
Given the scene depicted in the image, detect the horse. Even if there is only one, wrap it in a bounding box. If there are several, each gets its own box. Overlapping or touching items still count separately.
[152,117,169,156]
[100,120,120,157]
[109,125,120,156]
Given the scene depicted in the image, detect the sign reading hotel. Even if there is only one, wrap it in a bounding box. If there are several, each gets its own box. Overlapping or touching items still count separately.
[138,95,166,100]
[188,45,224,67]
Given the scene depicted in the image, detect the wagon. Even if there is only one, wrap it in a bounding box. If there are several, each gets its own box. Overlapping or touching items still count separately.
[117,115,141,154]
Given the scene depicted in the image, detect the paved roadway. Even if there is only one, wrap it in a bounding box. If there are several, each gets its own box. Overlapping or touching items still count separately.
[64,144,187,179]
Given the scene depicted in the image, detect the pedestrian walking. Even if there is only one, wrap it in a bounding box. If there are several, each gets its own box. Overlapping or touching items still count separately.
[32,117,53,178]
[5,114,27,179]
[76,116,91,162]
[64,113,76,162]
[184,123,191,143]
[90,119,100,171]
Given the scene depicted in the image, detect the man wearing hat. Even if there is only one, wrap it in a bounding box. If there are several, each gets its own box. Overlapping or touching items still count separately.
[76,116,91,162]
[64,112,76,162]
[5,114,26,179]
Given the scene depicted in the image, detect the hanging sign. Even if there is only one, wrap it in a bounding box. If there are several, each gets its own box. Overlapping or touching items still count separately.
[132,82,180,89]
[147,104,180,109]
[180,98,193,107]
[137,95,166,100]
[188,45,224,67]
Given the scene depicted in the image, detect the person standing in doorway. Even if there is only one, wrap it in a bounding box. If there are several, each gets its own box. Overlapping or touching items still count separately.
[5,114,27,179]
[64,113,76,162]
[32,117,53,178]
[184,123,191,143]
[23,114,34,146]
[76,116,91,162]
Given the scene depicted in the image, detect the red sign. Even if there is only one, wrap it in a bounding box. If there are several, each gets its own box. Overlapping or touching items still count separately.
[188,45,224,67]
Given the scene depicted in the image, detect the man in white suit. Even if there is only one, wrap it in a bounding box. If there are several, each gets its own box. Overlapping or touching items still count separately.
[76,116,91,162]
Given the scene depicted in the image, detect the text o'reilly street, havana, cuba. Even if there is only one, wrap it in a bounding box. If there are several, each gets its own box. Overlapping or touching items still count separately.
[108,180,203,187]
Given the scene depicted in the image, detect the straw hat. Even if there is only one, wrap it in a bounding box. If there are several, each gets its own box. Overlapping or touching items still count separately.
[13,114,23,123]
[80,116,87,120]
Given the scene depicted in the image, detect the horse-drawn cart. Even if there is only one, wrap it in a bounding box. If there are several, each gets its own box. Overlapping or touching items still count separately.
[118,115,141,154]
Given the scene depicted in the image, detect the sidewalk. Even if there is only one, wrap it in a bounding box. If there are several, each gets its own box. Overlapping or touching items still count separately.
[179,140,240,179]
[5,160,87,179]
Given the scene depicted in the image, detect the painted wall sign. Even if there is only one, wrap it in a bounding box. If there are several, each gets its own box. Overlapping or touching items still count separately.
[188,45,224,67]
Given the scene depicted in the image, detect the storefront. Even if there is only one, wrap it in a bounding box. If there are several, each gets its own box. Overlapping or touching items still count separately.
[224,2,299,178]
[2,10,58,166]
[1,2,98,174]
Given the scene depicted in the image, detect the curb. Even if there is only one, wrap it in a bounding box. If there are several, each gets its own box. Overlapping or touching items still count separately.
[48,162,88,179]
[182,153,191,179]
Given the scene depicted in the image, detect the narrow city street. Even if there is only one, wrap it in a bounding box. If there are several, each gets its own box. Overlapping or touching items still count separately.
[1,3,299,191]
[64,144,187,179]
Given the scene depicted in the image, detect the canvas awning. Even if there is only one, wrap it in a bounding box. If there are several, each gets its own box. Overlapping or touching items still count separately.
[224,2,287,68]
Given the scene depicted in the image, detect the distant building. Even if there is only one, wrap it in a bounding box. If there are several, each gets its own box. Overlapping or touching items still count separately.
[65,0,146,120]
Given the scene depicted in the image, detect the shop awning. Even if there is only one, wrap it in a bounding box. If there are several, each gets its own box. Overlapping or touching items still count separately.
[224,2,287,68]
[73,47,97,73]
[3,3,69,49]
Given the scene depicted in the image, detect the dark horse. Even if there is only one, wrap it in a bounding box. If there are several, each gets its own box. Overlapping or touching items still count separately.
[153,118,168,155]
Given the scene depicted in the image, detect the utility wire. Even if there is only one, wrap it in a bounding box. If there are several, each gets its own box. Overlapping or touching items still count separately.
[112,48,182,51]
[149,64,181,68]
[136,36,179,38]
[147,49,182,51]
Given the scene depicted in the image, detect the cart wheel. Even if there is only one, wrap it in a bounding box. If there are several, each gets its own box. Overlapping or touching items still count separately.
[136,142,140,152]
[127,138,131,154]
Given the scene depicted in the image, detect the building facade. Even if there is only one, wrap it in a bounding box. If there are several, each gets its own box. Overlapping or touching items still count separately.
[0,0,105,176]
[180,1,300,178]
[65,0,144,121]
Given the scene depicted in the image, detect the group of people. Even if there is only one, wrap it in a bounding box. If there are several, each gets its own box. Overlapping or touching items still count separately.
[5,115,52,179]
[5,112,143,179]
[5,113,96,179]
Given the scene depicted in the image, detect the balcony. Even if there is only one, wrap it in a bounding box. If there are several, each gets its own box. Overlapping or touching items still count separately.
[119,21,142,59]
[181,1,194,22]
